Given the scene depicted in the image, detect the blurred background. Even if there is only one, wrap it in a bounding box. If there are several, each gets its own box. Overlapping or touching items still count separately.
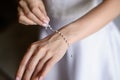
[0,0,120,80]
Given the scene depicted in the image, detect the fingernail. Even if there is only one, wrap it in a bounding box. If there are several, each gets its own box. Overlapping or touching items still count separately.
[42,23,49,27]
[39,76,43,80]
[43,20,49,24]
[16,77,20,80]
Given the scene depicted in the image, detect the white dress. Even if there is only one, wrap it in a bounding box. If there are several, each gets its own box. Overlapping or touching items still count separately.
[39,0,120,80]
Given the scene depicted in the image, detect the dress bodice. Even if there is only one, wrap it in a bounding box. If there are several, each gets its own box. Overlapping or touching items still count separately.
[43,0,102,29]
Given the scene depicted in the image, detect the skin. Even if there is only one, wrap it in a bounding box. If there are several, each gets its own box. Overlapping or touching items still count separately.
[16,0,120,80]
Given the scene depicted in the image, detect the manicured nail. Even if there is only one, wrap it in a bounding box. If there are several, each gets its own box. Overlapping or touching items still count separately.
[39,76,43,80]
[43,20,49,24]
[42,23,48,27]
[16,77,20,80]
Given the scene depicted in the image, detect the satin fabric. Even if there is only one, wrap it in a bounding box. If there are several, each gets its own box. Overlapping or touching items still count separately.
[39,0,120,80]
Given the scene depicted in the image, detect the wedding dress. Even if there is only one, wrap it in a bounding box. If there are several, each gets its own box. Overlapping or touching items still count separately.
[39,0,120,80]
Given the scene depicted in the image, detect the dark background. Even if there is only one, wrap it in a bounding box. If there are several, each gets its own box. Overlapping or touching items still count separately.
[0,0,39,80]
[0,0,17,29]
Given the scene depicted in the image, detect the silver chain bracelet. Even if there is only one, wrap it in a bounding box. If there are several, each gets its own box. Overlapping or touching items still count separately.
[43,24,73,58]
[44,24,70,47]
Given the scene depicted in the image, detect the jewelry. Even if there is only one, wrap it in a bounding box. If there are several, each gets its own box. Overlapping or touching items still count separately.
[44,24,73,58]
[44,24,70,47]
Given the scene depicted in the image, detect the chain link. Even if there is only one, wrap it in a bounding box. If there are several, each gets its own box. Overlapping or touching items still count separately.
[44,24,70,47]
[44,24,73,58]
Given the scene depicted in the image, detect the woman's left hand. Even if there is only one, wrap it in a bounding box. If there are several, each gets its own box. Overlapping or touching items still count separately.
[16,33,68,80]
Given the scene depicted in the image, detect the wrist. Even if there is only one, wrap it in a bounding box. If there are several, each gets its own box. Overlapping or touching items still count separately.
[44,24,71,47]
[58,23,79,45]
[47,32,69,48]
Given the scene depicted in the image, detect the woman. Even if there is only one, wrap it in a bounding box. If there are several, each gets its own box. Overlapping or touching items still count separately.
[16,0,120,80]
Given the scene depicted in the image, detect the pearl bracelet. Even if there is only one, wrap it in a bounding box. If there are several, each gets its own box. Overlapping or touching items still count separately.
[44,24,70,47]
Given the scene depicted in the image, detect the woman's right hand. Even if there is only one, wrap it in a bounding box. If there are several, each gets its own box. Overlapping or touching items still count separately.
[18,0,50,26]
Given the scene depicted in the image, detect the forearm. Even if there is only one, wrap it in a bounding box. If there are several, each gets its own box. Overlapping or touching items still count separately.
[58,0,120,45]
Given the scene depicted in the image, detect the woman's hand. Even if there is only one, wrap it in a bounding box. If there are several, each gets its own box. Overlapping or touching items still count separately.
[16,33,68,80]
[18,0,50,26]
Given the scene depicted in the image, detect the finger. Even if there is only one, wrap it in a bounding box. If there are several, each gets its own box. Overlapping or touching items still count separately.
[18,7,24,16]
[27,1,49,23]
[19,15,37,25]
[19,1,30,15]
[39,7,50,23]
[31,7,49,24]
[28,1,50,25]
[38,1,50,21]
[19,1,44,26]
[18,7,37,25]
[16,43,37,80]
[38,57,57,80]
[31,51,53,80]
[39,1,47,15]
[23,46,46,80]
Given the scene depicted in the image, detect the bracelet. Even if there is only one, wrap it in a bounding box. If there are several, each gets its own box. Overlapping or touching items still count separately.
[44,24,70,47]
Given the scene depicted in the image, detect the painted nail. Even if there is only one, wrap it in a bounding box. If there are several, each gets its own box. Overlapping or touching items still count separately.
[39,76,43,80]
[16,77,20,80]
[42,23,48,27]
[43,20,49,24]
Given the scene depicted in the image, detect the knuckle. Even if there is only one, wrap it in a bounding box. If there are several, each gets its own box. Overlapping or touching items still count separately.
[27,13,31,17]
[31,7,37,12]
[19,0,23,6]
[25,12,31,17]
[19,15,23,20]
[37,46,46,52]
[20,61,26,67]
[19,16,23,23]
[29,3,36,8]
[46,52,52,58]
[27,65,34,72]
[30,43,37,48]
